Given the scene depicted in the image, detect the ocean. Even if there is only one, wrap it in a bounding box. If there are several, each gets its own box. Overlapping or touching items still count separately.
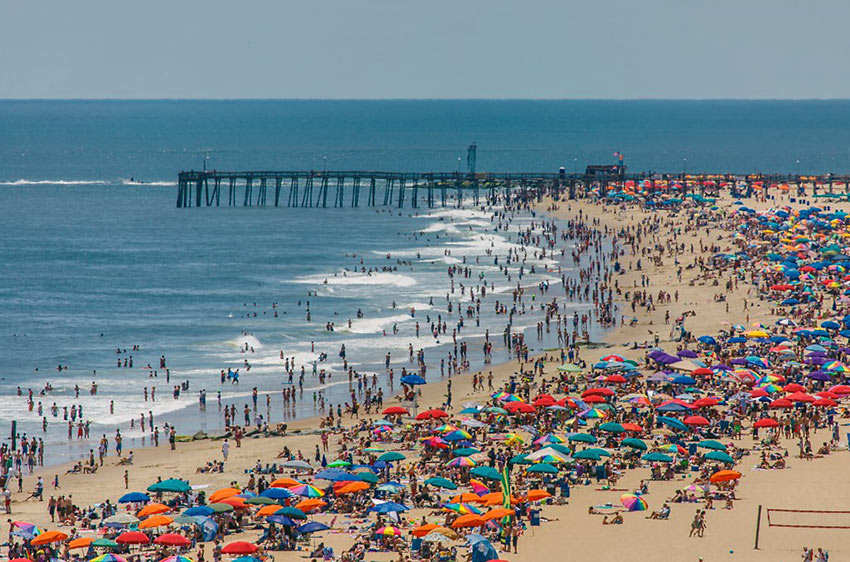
[1,99,850,464]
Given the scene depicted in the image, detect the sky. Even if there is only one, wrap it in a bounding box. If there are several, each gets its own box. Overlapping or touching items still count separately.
[2,0,850,99]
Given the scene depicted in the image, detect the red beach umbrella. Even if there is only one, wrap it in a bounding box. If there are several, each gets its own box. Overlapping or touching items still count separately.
[382,406,408,415]
[684,415,709,426]
[154,533,191,547]
[221,542,259,555]
[116,531,150,545]
[769,398,792,409]
[753,418,779,428]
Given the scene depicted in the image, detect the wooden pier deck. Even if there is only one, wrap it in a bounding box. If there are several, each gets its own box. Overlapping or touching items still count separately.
[175,169,850,209]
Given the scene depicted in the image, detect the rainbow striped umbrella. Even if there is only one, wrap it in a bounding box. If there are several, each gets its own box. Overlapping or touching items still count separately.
[491,392,523,402]
[442,503,482,515]
[434,424,459,433]
[160,557,195,562]
[447,457,477,468]
[579,408,607,419]
[533,433,565,445]
[620,493,648,512]
[290,484,324,498]
[90,555,128,562]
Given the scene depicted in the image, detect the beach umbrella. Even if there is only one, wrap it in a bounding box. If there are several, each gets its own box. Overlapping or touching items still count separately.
[68,538,94,550]
[425,477,458,490]
[642,452,673,463]
[411,523,440,538]
[382,406,409,415]
[208,488,240,503]
[483,508,515,521]
[450,514,486,529]
[421,533,453,544]
[375,526,402,536]
[118,492,149,504]
[182,506,213,517]
[11,522,42,540]
[572,449,603,461]
[31,531,68,546]
[335,481,370,495]
[221,542,258,555]
[400,375,426,385]
[355,471,378,484]
[89,555,127,562]
[378,451,405,462]
[154,534,191,547]
[103,513,139,526]
[525,489,552,502]
[697,440,727,451]
[207,503,235,514]
[470,466,501,481]
[298,522,330,534]
[326,460,351,468]
[598,422,625,433]
[290,484,325,498]
[621,438,647,451]
[526,463,558,474]
[315,468,354,481]
[259,487,292,500]
[160,557,194,562]
[171,515,201,526]
[692,397,720,408]
[218,497,249,509]
[415,409,448,420]
[684,416,710,426]
[138,503,170,517]
[281,460,313,472]
[448,457,476,468]
[567,433,597,444]
[147,479,191,494]
[620,493,648,512]
[294,500,325,514]
[442,503,482,515]
[369,502,409,513]
[231,558,261,562]
[509,454,531,465]
[621,423,644,432]
[704,451,735,464]
[709,470,742,483]
[269,478,301,488]
[273,507,307,519]
[91,539,120,548]
[452,447,481,457]
[656,416,688,431]
[753,418,779,428]
[115,531,150,545]
[139,515,173,529]
[266,515,296,526]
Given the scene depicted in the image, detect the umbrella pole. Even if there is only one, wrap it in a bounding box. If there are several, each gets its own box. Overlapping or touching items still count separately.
[753,504,762,550]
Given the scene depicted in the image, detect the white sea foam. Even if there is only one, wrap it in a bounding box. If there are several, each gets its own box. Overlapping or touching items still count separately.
[0,179,109,186]
[120,179,177,187]
[294,271,417,288]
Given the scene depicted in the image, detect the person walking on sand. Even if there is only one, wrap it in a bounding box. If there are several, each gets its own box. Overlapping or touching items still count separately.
[123,469,129,490]
[221,438,230,461]
[689,509,700,537]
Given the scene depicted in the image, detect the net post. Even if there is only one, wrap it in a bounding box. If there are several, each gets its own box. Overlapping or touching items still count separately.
[754,504,762,550]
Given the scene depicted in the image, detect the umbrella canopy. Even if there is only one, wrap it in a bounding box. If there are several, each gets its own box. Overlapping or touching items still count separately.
[31,531,68,546]
[298,522,330,534]
[154,534,192,547]
[118,492,149,503]
[68,537,94,550]
[147,479,191,493]
[621,493,648,512]
[424,477,458,490]
[221,542,259,555]
[208,488,240,503]
[138,503,170,517]
[450,514,486,528]
[115,531,150,545]
[709,470,742,483]
[704,451,735,464]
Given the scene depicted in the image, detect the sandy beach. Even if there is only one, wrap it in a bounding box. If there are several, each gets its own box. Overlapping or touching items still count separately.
[8,185,850,562]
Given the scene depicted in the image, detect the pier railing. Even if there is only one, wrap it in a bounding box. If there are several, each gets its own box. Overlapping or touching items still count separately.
[176,170,850,209]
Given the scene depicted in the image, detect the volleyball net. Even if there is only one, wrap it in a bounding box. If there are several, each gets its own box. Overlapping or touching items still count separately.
[766,508,850,530]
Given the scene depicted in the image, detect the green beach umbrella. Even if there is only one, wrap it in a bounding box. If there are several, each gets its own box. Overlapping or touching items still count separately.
[275,507,307,519]
[509,454,532,465]
[452,447,481,457]
[208,502,235,513]
[356,472,379,484]
[378,452,405,462]
[245,496,277,505]
[147,478,191,493]
[599,422,625,433]
[469,466,501,480]
[621,438,647,451]
[572,449,603,461]
[526,463,558,474]
[327,460,352,468]
[584,448,611,457]
[568,433,598,444]
[171,515,201,525]
[697,440,727,451]
[424,477,458,490]
[92,539,119,548]
[642,452,673,463]
[558,364,583,373]
[484,407,508,415]
[704,451,735,464]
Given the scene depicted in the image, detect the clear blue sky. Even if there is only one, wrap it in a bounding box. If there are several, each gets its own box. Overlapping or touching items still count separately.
[2,0,849,99]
